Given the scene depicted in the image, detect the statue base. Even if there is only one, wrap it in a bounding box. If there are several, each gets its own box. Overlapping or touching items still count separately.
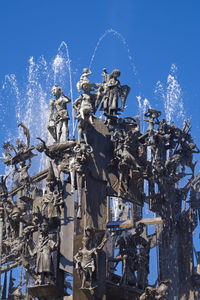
[28,284,63,299]
[106,280,142,300]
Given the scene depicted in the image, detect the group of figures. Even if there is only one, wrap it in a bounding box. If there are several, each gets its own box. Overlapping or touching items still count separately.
[0,67,200,300]
[47,68,130,143]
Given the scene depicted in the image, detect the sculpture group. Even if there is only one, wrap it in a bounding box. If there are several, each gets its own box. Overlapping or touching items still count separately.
[0,68,200,300]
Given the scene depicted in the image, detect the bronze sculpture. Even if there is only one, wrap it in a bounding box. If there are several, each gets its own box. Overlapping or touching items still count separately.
[28,219,58,285]
[48,85,71,142]
[96,69,130,117]
[0,67,199,300]
[74,234,107,289]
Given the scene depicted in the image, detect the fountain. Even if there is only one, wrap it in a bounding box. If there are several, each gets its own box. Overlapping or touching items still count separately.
[0,33,199,300]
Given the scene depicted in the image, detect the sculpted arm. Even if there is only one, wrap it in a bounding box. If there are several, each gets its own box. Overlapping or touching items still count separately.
[49,100,55,120]
[28,244,37,257]
[73,96,82,112]
[63,95,71,103]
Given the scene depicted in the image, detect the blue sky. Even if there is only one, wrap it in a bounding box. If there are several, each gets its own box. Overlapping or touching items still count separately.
[1,0,200,125]
[0,0,200,285]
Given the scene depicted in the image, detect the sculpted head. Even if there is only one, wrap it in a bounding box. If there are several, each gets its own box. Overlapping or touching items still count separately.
[111,69,121,78]
[135,222,145,235]
[36,143,45,152]
[51,85,62,98]
[82,68,90,73]
[40,219,49,234]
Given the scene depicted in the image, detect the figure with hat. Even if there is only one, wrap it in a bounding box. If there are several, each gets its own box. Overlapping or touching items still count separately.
[28,218,58,285]
[41,162,63,219]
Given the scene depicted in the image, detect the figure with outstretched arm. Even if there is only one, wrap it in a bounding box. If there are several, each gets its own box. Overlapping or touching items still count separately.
[74,235,107,289]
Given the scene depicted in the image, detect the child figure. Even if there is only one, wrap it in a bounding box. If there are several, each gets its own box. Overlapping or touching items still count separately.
[77,68,92,92]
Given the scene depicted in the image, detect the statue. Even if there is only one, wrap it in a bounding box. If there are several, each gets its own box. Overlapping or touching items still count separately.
[76,68,92,92]
[73,82,96,143]
[36,137,76,180]
[139,280,171,300]
[69,143,93,218]
[111,127,143,197]
[36,138,76,160]
[28,219,58,285]
[96,69,130,118]
[144,109,161,131]
[11,284,25,300]
[48,85,71,142]
[112,233,137,286]
[109,223,154,289]
[1,70,200,300]
[139,286,157,300]
[0,175,8,199]
[2,123,35,167]
[13,159,31,191]
[74,234,107,289]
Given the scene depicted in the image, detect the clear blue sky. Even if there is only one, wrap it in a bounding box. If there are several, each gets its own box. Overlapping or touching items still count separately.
[0,0,200,285]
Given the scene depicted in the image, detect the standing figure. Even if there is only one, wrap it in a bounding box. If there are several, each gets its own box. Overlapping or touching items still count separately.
[111,234,137,286]
[69,143,93,219]
[73,90,94,124]
[48,85,71,142]
[13,159,31,199]
[73,83,96,144]
[74,235,107,289]
[97,69,130,117]
[144,109,161,132]
[28,219,58,285]
[111,129,141,197]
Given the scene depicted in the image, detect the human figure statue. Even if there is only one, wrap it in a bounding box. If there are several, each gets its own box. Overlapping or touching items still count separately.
[40,163,63,219]
[36,138,76,160]
[111,128,142,197]
[174,141,199,174]
[144,109,161,131]
[96,69,130,118]
[139,280,170,300]
[109,223,151,288]
[69,143,93,219]
[111,234,137,286]
[0,175,8,199]
[36,137,76,179]
[74,235,107,289]
[13,159,32,202]
[155,280,171,299]
[139,286,157,300]
[73,83,96,143]
[48,85,71,142]
[28,219,58,285]
[76,68,92,92]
